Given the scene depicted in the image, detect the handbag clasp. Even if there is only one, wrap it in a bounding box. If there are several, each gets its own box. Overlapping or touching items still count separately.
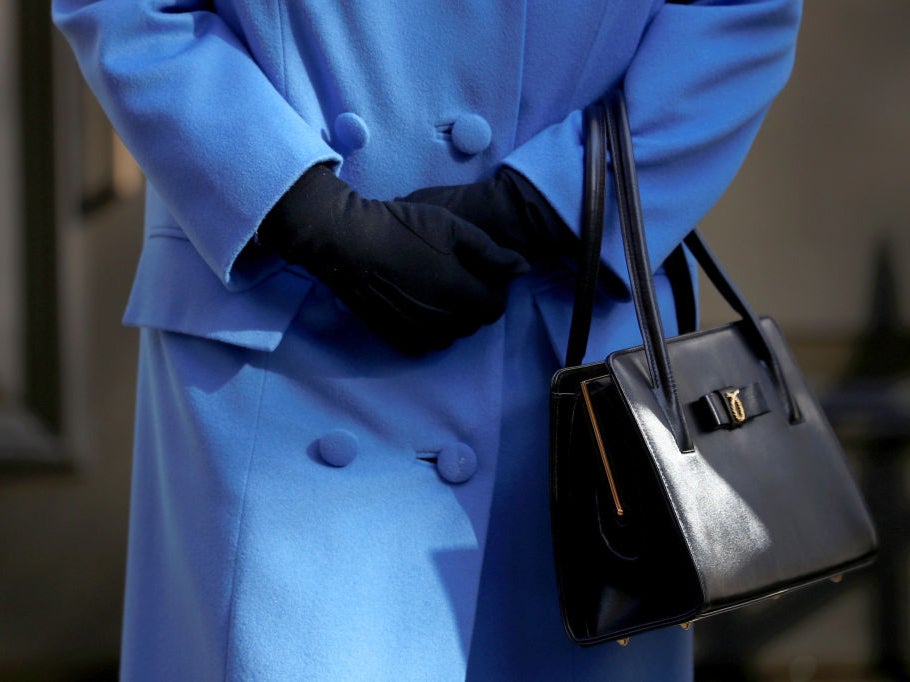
[724,389,747,424]
[694,383,770,431]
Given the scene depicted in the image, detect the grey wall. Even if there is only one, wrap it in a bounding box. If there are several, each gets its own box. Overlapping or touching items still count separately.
[700,2,910,336]
[0,3,23,401]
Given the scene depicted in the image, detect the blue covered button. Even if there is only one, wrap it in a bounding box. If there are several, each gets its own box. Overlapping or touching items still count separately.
[318,429,359,467]
[451,114,492,155]
[334,112,370,151]
[437,442,478,484]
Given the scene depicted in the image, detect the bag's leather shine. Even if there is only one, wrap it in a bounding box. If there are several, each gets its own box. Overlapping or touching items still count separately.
[549,93,878,646]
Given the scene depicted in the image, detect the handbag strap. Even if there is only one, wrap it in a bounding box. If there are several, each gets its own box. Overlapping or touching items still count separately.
[682,229,802,424]
[566,102,695,366]
[565,103,608,367]
[567,91,802,451]
[604,92,694,452]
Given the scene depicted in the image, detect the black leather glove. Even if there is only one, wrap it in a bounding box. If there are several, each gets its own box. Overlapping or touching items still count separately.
[401,166,572,262]
[257,164,529,354]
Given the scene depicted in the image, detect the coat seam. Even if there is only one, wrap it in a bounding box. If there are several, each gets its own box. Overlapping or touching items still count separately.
[568,3,612,106]
[276,0,288,97]
[508,0,529,152]
[221,353,272,682]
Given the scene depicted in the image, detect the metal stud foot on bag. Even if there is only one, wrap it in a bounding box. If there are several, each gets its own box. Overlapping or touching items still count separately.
[830,574,844,583]
[680,622,691,630]
[617,638,630,647]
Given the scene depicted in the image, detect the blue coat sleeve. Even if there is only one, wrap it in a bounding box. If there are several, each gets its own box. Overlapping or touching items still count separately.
[51,0,342,287]
[503,0,802,294]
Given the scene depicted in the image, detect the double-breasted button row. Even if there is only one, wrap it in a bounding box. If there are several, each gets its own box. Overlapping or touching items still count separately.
[333,113,370,151]
[333,111,492,156]
[436,442,478,484]
[449,114,492,156]
[316,429,478,484]
[317,429,359,468]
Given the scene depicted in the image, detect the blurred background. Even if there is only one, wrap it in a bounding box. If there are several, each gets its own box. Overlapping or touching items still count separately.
[0,2,907,680]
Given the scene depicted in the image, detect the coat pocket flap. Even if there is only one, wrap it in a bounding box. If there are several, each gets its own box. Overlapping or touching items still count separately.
[123,234,313,352]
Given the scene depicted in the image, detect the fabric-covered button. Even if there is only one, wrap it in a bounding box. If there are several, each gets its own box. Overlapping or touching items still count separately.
[318,429,359,467]
[436,442,478,484]
[334,112,370,151]
[451,114,492,155]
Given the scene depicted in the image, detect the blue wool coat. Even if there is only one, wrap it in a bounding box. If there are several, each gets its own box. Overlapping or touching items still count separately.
[53,1,801,679]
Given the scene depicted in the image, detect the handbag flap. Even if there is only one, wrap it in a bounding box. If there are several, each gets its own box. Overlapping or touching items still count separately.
[608,316,878,609]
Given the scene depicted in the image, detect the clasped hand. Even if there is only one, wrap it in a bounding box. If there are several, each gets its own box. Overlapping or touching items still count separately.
[259,165,559,354]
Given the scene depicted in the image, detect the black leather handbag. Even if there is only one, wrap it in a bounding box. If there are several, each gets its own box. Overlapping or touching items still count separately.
[549,91,878,646]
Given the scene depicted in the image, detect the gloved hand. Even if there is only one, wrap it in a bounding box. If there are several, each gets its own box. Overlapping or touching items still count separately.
[257,164,529,354]
[401,166,572,262]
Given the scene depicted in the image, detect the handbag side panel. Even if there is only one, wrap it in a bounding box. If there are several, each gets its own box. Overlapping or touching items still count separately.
[608,317,879,612]
[549,363,703,644]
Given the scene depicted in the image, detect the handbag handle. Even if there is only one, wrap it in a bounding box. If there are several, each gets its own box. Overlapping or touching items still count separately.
[565,101,608,367]
[569,92,802,452]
